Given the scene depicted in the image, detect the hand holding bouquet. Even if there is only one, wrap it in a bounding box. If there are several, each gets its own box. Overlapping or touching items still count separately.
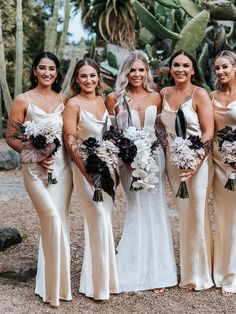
[11,120,61,185]
[75,135,119,202]
[170,135,205,198]
[217,126,236,191]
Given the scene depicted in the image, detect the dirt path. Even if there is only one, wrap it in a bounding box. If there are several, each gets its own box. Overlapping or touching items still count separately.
[0,166,235,313]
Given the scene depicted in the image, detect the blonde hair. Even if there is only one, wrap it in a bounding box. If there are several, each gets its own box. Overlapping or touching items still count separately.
[115,51,155,112]
[214,50,236,90]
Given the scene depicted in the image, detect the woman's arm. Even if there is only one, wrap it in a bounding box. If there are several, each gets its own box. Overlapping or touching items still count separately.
[195,88,214,143]
[63,98,96,186]
[6,94,27,153]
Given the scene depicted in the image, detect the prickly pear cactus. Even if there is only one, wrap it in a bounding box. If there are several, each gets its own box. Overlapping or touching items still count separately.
[174,9,210,53]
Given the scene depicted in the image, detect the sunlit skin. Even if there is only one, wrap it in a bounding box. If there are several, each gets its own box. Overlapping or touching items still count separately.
[170,54,195,86]
[6,57,63,171]
[76,65,99,95]
[214,57,236,86]
[33,58,58,89]
[127,60,147,88]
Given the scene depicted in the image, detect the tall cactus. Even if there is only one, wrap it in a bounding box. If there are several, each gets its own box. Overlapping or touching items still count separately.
[57,0,71,61]
[14,0,23,97]
[45,0,59,52]
[0,10,12,116]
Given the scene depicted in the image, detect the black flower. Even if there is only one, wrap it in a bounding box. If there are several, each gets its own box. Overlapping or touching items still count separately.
[83,137,99,150]
[188,135,204,150]
[31,134,47,149]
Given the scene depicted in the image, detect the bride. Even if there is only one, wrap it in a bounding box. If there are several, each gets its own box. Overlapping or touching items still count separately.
[105,51,177,292]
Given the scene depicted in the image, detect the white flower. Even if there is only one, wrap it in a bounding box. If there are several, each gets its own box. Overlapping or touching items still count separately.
[23,121,41,138]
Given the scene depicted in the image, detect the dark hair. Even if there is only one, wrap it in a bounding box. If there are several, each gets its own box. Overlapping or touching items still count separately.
[29,51,62,93]
[70,58,103,97]
[168,50,203,87]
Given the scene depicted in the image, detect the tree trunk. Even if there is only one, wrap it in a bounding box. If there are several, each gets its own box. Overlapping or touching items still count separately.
[14,0,23,97]
[57,0,71,61]
[0,10,12,116]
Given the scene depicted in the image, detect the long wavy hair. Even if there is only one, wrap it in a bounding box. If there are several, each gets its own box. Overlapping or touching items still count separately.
[115,51,155,112]
[214,50,236,90]
[29,51,62,93]
[70,58,103,97]
[168,50,203,87]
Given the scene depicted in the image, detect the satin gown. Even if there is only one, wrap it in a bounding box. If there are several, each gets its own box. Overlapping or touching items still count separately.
[22,93,73,307]
[116,105,177,292]
[212,98,236,293]
[160,88,214,290]
[73,98,119,300]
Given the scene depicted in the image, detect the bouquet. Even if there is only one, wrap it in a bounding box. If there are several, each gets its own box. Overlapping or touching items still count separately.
[170,135,205,198]
[75,135,119,202]
[119,126,160,192]
[217,126,236,191]
[12,120,61,185]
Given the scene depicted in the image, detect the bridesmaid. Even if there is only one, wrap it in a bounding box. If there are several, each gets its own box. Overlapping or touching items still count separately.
[210,50,236,295]
[63,58,119,300]
[160,50,214,290]
[105,51,177,293]
[6,51,73,307]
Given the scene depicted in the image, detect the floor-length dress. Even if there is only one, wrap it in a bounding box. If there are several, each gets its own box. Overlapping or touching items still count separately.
[73,99,120,300]
[116,105,177,292]
[160,88,214,290]
[22,93,73,307]
[212,98,236,292]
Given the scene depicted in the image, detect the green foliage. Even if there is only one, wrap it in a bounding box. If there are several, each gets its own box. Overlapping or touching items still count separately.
[107,51,118,69]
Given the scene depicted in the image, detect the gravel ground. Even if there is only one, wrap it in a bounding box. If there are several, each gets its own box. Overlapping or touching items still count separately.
[0,140,235,314]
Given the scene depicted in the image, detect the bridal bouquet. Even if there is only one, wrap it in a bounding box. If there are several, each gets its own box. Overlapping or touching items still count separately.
[76,135,119,202]
[170,135,205,198]
[12,120,61,185]
[121,126,160,192]
[217,126,236,191]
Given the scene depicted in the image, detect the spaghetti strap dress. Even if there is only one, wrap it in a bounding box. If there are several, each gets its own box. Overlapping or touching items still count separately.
[115,105,177,292]
[160,87,214,290]
[72,98,120,300]
[212,97,236,293]
[22,92,73,307]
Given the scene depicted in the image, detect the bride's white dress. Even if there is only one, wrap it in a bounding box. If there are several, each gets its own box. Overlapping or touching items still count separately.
[116,105,177,292]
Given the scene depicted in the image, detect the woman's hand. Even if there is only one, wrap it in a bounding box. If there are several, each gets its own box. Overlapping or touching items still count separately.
[38,157,54,171]
[179,162,202,181]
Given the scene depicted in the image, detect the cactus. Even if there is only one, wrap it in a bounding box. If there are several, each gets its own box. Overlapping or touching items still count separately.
[134,0,181,40]
[179,0,202,17]
[202,0,236,21]
[174,10,210,53]
[156,0,180,9]
[107,51,118,69]
[46,0,59,53]
[0,10,12,116]
[14,0,23,97]
[57,0,71,61]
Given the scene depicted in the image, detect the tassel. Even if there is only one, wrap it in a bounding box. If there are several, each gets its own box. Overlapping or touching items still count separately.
[176,181,189,198]
[93,188,103,202]
[224,178,235,191]
[47,172,58,185]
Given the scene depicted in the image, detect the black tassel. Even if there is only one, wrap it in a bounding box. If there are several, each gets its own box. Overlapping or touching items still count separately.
[176,181,189,198]
[175,108,187,138]
[93,188,103,202]
[224,178,235,191]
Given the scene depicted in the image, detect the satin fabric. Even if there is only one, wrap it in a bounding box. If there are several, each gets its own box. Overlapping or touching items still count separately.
[23,98,73,307]
[73,98,119,300]
[212,99,236,293]
[160,89,214,290]
[115,106,177,292]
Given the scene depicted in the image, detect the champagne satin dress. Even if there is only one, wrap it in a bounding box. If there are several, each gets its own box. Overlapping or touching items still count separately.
[73,98,119,300]
[115,105,177,292]
[160,87,213,290]
[212,98,236,293]
[22,93,73,307]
